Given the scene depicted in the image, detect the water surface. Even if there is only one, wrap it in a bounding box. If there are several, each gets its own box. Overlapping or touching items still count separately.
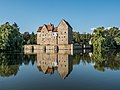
[0,50,120,90]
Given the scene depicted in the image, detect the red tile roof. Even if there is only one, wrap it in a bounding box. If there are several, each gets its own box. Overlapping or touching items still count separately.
[53,27,58,32]
[37,19,72,32]
[37,24,57,32]
[46,24,54,31]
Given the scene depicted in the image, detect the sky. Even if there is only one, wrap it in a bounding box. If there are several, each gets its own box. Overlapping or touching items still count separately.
[0,0,120,33]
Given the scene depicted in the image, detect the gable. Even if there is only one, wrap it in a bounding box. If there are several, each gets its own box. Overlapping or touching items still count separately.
[58,19,72,30]
[58,19,68,30]
[58,69,68,79]
[41,63,48,73]
[41,25,48,33]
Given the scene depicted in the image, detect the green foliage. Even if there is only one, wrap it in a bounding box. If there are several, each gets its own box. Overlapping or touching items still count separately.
[72,32,80,43]
[0,22,23,51]
[90,50,120,71]
[72,31,91,44]
[0,53,36,77]
[90,27,120,50]
[0,53,20,77]
[0,65,19,77]
[23,32,37,45]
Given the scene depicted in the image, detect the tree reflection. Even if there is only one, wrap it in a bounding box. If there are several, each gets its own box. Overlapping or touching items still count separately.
[0,53,21,77]
[90,50,120,71]
[1,49,120,78]
[0,53,37,77]
[23,54,36,65]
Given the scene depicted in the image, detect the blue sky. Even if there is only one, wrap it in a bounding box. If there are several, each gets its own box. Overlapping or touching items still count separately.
[0,0,120,33]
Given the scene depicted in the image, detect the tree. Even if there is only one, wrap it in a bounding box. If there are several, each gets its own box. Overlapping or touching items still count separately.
[22,32,30,45]
[90,27,106,51]
[72,32,80,43]
[0,22,23,51]
[29,32,37,44]
[72,31,91,44]
[22,32,37,45]
[108,27,120,45]
[90,27,120,50]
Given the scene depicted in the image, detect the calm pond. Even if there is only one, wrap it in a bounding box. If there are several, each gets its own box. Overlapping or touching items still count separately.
[0,50,120,90]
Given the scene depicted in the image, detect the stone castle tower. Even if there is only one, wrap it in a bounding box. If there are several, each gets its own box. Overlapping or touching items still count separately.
[37,19,72,45]
[58,19,72,44]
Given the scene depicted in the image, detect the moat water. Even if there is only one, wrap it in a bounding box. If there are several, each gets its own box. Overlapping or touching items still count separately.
[0,50,120,90]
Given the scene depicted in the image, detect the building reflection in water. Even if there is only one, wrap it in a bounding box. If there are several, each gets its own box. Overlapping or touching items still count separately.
[21,49,96,79]
[37,50,73,79]
[1,49,120,78]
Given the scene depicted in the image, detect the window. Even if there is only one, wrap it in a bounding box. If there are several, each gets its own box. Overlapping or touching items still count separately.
[65,32,66,33]
[64,36,65,38]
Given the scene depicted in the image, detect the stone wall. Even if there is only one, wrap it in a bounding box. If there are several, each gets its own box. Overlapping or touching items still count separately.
[58,44,73,50]
[46,45,57,50]
[37,45,44,50]
[24,44,73,51]
[58,50,73,55]
[58,20,69,44]
[24,45,38,50]
[24,44,93,51]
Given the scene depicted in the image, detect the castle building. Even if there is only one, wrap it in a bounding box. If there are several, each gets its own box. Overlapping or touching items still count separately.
[24,19,73,50]
[37,19,72,45]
